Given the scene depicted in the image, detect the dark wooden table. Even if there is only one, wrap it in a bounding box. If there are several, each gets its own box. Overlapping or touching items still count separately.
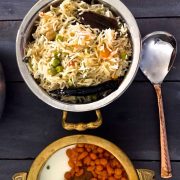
[0,0,180,179]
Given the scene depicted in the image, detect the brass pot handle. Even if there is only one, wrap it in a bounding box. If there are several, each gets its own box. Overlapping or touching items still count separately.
[137,169,155,180]
[62,110,103,131]
[12,172,27,180]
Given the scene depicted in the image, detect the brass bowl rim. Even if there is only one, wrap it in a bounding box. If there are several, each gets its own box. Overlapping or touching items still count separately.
[27,135,139,180]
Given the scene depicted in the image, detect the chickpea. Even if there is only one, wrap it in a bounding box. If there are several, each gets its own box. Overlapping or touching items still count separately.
[78,151,88,160]
[114,174,122,179]
[100,158,108,166]
[75,169,84,177]
[107,164,114,176]
[85,144,89,149]
[96,165,103,172]
[95,159,100,165]
[110,154,115,159]
[65,144,128,180]
[77,147,85,153]
[68,160,75,168]
[87,166,95,172]
[98,174,102,179]
[86,147,92,152]
[90,153,97,160]
[115,168,122,176]
[97,147,104,153]
[45,30,56,41]
[90,160,95,166]
[84,156,91,165]
[109,177,116,180]
[76,161,83,167]
[64,172,72,179]
[74,166,80,173]
[66,149,72,157]
[99,153,103,158]
[104,151,110,158]
[121,177,127,180]
[77,144,84,148]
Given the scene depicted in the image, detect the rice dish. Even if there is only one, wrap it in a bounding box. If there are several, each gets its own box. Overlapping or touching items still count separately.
[24,0,132,103]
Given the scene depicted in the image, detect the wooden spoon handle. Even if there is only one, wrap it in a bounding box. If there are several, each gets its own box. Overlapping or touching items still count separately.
[154,84,172,178]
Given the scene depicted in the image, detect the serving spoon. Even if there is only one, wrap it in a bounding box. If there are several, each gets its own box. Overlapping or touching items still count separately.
[140,31,177,178]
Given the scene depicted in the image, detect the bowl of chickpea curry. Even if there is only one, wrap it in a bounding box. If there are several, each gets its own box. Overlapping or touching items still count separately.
[12,135,155,180]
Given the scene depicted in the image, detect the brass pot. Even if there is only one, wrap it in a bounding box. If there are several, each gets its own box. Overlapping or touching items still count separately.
[12,135,155,180]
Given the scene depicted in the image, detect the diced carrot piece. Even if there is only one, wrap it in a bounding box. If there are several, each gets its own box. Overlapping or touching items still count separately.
[100,47,111,58]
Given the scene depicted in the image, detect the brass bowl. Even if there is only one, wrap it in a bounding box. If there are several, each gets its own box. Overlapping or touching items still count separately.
[12,135,155,180]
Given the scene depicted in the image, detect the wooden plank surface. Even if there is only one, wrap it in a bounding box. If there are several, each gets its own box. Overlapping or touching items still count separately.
[0,21,20,81]
[1,160,180,180]
[0,82,179,160]
[0,0,36,20]
[0,160,32,180]
[0,18,180,82]
[121,0,180,18]
[133,161,180,180]
[0,1,180,180]
[0,0,180,20]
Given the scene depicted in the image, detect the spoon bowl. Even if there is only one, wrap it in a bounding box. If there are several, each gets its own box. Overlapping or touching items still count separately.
[140,31,177,84]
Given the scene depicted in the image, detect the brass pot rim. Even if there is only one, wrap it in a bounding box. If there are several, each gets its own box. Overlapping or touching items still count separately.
[27,135,139,180]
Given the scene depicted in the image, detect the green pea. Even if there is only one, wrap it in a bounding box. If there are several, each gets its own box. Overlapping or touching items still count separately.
[56,66,63,73]
[91,95,97,101]
[97,9,103,14]
[55,35,64,41]
[68,80,73,87]
[28,61,33,71]
[62,52,69,56]
[48,67,57,76]
[52,58,60,67]
[53,51,60,59]
[121,52,127,60]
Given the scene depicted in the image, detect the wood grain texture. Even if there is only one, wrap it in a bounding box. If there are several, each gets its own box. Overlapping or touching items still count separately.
[0,21,21,82]
[1,160,180,180]
[0,0,36,20]
[0,82,179,160]
[0,18,180,82]
[134,161,180,180]
[0,0,180,20]
[0,1,180,179]
[0,160,32,180]
[121,0,180,18]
